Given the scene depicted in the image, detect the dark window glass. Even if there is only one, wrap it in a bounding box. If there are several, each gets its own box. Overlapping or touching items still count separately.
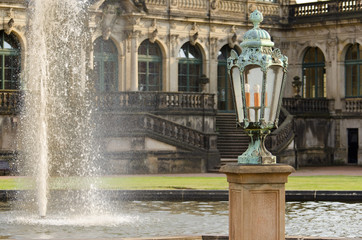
[138,39,162,91]
[302,47,326,98]
[0,31,20,90]
[345,44,362,97]
[93,37,118,92]
[217,45,239,111]
[178,42,202,92]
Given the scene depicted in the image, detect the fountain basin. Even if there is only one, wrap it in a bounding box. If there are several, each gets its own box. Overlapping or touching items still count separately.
[1,190,362,202]
[0,200,361,239]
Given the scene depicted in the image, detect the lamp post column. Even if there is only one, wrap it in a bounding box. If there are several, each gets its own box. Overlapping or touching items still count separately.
[223,9,295,240]
[220,164,295,240]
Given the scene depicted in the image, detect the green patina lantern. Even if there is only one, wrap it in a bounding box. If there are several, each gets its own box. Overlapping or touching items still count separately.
[228,10,288,165]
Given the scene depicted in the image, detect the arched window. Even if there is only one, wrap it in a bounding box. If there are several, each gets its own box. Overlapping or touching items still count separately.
[217,45,239,112]
[178,42,202,92]
[138,39,162,91]
[0,31,20,90]
[93,37,118,92]
[345,44,362,97]
[302,47,326,98]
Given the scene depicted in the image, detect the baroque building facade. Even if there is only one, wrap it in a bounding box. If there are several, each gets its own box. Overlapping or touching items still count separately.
[0,0,361,174]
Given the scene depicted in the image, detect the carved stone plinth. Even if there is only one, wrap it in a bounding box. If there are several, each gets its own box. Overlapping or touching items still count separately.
[220,164,295,240]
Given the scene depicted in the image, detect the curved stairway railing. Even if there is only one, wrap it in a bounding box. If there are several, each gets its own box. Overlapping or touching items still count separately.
[265,107,295,154]
[100,112,214,152]
[139,113,211,151]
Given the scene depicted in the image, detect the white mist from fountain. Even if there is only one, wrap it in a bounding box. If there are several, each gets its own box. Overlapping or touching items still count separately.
[17,0,104,218]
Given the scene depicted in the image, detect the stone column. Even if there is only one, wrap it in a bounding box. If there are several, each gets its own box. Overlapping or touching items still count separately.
[129,31,140,91]
[220,164,295,240]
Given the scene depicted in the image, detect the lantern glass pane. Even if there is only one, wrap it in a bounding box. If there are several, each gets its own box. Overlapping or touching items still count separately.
[265,65,283,123]
[231,67,244,123]
[244,66,263,123]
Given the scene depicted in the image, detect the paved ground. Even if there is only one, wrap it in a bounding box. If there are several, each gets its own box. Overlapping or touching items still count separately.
[122,165,362,177]
[290,165,362,176]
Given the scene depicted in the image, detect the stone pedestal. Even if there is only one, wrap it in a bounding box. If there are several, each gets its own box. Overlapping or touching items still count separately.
[220,164,295,240]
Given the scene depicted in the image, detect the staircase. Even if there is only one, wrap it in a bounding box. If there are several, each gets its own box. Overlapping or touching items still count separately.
[216,113,249,165]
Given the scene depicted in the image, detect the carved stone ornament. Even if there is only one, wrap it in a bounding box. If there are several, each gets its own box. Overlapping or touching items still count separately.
[102,27,111,40]
[151,19,157,28]
[100,5,118,41]
[210,0,219,10]
[7,8,14,18]
[228,32,237,48]
[171,0,178,7]
[125,30,141,39]
[190,32,199,46]
[125,15,141,25]
[326,37,337,60]
[190,22,199,46]
[169,34,179,57]
[209,37,218,59]
[5,18,14,35]
[149,28,158,43]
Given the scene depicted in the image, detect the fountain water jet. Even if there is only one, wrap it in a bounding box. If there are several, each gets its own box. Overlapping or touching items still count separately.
[17,0,103,217]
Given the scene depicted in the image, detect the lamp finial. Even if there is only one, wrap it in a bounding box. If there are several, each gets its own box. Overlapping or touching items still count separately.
[250,10,263,29]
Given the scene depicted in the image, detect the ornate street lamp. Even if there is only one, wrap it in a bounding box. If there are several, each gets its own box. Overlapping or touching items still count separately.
[228,10,288,164]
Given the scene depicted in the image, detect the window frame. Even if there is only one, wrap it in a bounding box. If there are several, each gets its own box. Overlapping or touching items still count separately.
[178,42,203,92]
[0,31,20,90]
[345,44,362,98]
[302,47,326,98]
[217,44,239,112]
[93,37,118,92]
[138,39,163,91]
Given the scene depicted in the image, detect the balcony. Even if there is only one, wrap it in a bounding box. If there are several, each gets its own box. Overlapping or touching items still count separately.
[0,90,20,115]
[282,98,331,116]
[95,91,216,114]
[344,98,362,113]
[0,90,216,115]
[289,0,362,23]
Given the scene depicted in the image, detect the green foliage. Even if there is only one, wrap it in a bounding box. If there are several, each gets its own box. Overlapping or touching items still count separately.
[286,176,362,190]
[0,175,361,191]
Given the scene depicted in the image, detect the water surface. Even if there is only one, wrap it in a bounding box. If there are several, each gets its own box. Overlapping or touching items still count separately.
[0,201,360,239]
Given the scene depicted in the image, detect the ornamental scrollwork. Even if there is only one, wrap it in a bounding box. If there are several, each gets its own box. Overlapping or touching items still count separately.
[228,47,288,73]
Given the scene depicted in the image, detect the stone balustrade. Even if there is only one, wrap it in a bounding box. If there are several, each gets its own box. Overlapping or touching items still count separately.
[344,98,362,113]
[290,0,362,20]
[265,107,294,154]
[145,0,279,19]
[0,91,215,115]
[144,0,362,22]
[282,98,330,115]
[140,113,209,150]
[338,0,362,12]
[96,91,216,113]
[291,1,329,17]
[0,90,20,115]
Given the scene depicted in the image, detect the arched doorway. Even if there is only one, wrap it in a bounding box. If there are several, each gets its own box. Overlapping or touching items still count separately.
[217,45,239,112]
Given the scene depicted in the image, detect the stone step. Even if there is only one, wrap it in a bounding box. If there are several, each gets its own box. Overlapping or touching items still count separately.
[216,112,249,162]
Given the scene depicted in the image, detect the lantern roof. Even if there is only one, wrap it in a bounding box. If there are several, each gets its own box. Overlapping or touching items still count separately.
[241,10,274,48]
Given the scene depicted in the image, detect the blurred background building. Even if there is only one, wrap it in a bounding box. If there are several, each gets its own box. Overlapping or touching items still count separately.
[0,0,361,174]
